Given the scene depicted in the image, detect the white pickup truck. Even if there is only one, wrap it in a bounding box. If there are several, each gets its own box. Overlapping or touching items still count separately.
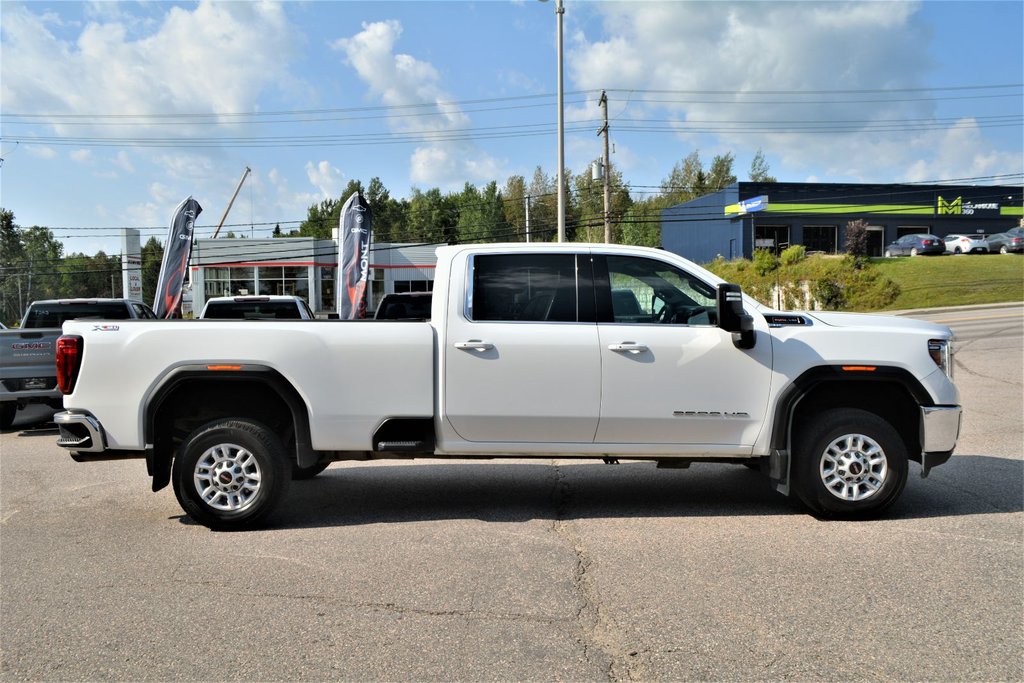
[54,243,961,529]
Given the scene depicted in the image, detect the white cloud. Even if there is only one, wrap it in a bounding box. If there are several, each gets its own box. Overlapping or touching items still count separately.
[565,2,1022,182]
[149,182,176,205]
[70,149,93,164]
[24,145,58,160]
[112,151,134,173]
[305,160,344,199]
[2,2,301,135]
[333,20,506,189]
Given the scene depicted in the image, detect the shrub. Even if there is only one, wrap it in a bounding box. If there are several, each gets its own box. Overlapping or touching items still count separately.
[753,248,779,276]
[845,219,869,257]
[811,279,846,310]
[780,244,807,267]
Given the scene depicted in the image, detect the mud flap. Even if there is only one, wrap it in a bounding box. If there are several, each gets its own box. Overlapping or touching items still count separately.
[769,449,790,496]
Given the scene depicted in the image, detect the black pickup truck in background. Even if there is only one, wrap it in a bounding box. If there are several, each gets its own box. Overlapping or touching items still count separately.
[374,292,433,320]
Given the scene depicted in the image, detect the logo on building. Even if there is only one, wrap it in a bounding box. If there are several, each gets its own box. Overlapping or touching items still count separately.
[937,196,962,215]
[938,196,1000,216]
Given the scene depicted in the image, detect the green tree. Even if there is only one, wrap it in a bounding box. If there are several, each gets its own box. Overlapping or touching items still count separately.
[19,226,64,303]
[141,236,164,305]
[618,204,661,248]
[407,187,458,244]
[296,180,366,239]
[62,252,120,298]
[659,151,706,208]
[707,152,737,191]
[501,175,528,242]
[0,208,25,324]
[527,166,557,242]
[749,148,777,183]
[367,176,407,243]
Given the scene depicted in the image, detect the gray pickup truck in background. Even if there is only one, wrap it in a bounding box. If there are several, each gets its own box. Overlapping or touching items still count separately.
[0,299,156,428]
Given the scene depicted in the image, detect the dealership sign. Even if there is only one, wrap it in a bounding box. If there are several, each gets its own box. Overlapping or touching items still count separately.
[738,195,769,214]
[937,196,1000,216]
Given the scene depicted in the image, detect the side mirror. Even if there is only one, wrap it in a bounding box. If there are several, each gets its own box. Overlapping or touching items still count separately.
[717,283,756,349]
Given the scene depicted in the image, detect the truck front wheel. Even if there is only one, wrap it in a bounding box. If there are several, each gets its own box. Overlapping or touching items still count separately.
[172,419,290,530]
[793,408,908,518]
[0,403,16,430]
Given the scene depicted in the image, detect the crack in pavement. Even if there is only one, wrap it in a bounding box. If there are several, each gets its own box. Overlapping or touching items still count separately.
[550,462,644,681]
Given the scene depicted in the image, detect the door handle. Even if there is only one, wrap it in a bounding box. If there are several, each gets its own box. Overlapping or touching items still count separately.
[608,342,648,353]
[454,340,494,351]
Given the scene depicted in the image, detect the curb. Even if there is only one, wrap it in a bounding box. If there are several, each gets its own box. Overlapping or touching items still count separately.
[884,301,1023,317]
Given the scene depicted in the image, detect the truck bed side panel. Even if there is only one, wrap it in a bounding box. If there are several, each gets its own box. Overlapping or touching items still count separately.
[61,320,435,450]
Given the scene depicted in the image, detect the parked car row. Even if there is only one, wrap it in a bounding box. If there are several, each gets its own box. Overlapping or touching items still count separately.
[884,227,1024,257]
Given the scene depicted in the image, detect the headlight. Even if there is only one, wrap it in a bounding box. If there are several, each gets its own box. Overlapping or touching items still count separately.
[928,338,954,379]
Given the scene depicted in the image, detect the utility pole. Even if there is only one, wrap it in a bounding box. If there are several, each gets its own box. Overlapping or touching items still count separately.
[598,91,611,243]
[524,194,532,243]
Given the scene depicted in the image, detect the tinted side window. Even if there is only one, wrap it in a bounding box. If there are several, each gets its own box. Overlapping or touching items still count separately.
[471,254,578,322]
[602,256,718,326]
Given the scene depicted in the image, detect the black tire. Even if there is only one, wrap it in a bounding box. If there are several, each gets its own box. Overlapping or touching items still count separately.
[171,419,291,530]
[292,461,329,479]
[0,403,17,430]
[792,408,908,518]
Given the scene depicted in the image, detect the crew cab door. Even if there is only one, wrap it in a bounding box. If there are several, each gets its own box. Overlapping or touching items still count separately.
[593,254,772,446]
[443,252,601,443]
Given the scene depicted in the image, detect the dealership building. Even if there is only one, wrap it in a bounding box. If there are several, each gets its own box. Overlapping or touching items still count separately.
[187,238,436,317]
[661,182,1023,263]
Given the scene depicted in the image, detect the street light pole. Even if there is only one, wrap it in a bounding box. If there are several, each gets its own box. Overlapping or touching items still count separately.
[554,0,566,242]
[540,0,566,242]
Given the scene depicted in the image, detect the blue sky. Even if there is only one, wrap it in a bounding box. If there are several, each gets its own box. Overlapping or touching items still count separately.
[1,0,1022,256]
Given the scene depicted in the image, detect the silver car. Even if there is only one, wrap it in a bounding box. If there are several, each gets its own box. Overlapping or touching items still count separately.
[944,234,989,254]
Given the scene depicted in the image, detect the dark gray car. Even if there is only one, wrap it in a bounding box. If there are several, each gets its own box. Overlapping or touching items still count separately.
[884,234,945,257]
[985,232,1024,254]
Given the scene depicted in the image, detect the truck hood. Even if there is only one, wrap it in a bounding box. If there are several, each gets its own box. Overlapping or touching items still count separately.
[804,310,951,336]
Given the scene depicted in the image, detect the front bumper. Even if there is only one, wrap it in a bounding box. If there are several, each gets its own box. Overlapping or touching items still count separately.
[921,405,961,452]
[919,405,961,475]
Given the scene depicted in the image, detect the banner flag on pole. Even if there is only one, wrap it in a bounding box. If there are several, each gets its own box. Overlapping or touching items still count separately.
[153,196,202,319]
[338,191,372,319]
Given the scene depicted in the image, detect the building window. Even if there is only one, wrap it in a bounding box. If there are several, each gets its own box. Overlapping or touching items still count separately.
[203,266,255,298]
[897,226,930,238]
[803,226,838,253]
[369,269,386,312]
[394,279,434,293]
[755,225,790,255]
[258,266,309,298]
[319,267,335,311]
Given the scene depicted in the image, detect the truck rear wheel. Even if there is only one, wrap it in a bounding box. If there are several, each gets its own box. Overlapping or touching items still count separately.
[171,419,290,530]
[793,408,907,518]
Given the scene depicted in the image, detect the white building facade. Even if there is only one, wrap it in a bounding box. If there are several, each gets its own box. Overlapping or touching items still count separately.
[189,238,436,317]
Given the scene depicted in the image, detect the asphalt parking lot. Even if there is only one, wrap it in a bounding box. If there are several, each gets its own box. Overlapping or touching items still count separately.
[1,306,1021,681]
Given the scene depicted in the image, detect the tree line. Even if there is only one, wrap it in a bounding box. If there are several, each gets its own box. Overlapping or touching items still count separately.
[0,149,774,325]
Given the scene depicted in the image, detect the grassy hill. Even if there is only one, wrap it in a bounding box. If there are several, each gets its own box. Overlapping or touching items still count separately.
[871,254,1023,310]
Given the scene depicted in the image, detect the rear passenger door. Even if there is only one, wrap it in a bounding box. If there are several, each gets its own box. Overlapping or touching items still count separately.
[443,252,601,443]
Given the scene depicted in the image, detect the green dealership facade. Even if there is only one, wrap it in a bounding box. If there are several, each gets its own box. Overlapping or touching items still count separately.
[661,182,1024,263]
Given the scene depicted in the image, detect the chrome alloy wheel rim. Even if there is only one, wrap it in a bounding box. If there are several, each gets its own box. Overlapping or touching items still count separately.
[194,443,262,512]
[819,433,887,502]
